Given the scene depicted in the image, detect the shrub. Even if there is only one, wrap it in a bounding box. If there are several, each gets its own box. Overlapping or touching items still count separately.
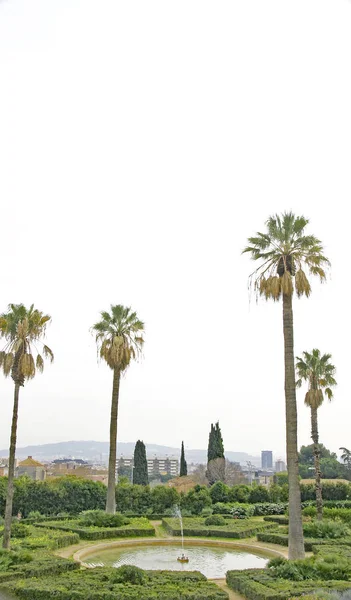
[248,485,270,504]
[111,564,146,585]
[231,505,255,519]
[227,484,250,503]
[79,510,130,528]
[209,482,229,504]
[204,515,226,526]
[10,523,29,538]
[27,511,45,521]
[303,520,350,539]
[0,549,33,572]
[253,502,286,516]
[180,486,212,515]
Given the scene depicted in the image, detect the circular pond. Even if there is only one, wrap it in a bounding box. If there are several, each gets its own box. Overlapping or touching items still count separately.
[85,544,268,579]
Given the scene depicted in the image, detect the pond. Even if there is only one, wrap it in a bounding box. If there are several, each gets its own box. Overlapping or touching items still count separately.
[85,544,268,579]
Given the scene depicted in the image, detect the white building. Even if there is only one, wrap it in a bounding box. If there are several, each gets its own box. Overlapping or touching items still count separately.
[116,456,179,477]
[275,459,286,472]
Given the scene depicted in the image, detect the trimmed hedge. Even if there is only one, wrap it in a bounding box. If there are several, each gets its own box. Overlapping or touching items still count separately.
[257,531,351,552]
[35,518,155,540]
[162,517,275,539]
[0,554,78,584]
[263,516,289,525]
[4,567,229,599]
[226,568,351,600]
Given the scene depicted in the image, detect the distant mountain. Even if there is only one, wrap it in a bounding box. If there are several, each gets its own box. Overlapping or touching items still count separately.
[0,440,261,467]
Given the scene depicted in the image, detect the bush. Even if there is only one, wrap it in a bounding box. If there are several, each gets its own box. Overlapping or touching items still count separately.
[180,486,212,515]
[5,567,229,599]
[10,523,29,538]
[79,510,130,528]
[253,502,287,516]
[204,515,226,526]
[209,482,229,504]
[231,505,255,519]
[0,549,33,572]
[303,520,350,539]
[248,485,270,504]
[111,564,146,585]
[227,484,250,503]
[226,567,351,600]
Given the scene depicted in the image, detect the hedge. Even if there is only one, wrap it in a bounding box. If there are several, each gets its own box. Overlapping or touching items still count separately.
[0,554,78,584]
[257,531,351,552]
[226,568,351,600]
[3,568,229,600]
[162,517,276,539]
[35,518,155,540]
[263,516,289,525]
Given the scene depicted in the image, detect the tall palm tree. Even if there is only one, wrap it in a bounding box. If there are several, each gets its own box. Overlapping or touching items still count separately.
[243,212,329,559]
[0,304,53,549]
[92,305,144,513]
[296,349,336,521]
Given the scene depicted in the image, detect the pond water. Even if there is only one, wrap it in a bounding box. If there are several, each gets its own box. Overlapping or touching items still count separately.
[85,544,268,579]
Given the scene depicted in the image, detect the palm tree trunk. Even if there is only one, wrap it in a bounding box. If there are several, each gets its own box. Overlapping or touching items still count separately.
[106,367,121,514]
[311,406,323,520]
[282,293,305,559]
[2,383,20,549]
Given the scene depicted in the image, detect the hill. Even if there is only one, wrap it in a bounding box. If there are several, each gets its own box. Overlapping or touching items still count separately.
[0,440,260,466]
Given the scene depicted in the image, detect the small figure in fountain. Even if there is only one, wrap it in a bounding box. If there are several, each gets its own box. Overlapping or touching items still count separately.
[177,553,189,563]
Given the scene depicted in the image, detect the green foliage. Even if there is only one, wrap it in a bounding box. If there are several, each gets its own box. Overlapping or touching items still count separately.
[36,517,154,540]
[209,482,229,504]
[204,515,226,526]
[181,485,212,515]
[298,445,349,480]
[133,440,149,486]
[230,505,255,519]
[248,485,270,504]
[79,510,130,528]
[162,517,275,538]
[0,553,78,584]
[111,564,146,585]
[207,422,225,463]
[300,482,351,502]
[150,486,180,514]
[0,476,107,517]
[10,523,29,538]
[303,520,350,539]
[5,567,228,599]
[180,441,187,477]
[227,567,351,600]
[274,471,289,486]
[304,507,351,525]
[0,548,33,572]
[227,484,250,503]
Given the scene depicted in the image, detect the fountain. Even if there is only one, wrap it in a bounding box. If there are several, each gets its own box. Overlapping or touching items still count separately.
[173,505,189,563]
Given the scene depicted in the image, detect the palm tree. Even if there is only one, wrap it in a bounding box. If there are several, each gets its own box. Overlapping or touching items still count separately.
[340,447,351,470]
[0,304,53,549]
[92,305,144,513]
[296,349,336,521]
[243,212,329,559]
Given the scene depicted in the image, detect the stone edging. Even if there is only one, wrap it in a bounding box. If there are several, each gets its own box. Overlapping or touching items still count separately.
[73,537,285,567]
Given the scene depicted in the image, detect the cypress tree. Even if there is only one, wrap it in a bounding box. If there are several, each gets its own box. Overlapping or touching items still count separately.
[207,421,225,485]
[133,440,148,485]
[180,441,187,477]
[214,422,224,458]
[207,424,216,462]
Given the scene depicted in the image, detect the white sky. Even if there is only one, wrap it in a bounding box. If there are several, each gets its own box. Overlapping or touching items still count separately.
[1,0,350,460]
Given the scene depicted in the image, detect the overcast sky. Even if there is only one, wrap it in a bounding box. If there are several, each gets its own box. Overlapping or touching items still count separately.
[0,0,350,460]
